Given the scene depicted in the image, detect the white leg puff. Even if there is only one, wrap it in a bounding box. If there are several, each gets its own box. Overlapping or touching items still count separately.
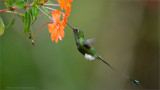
[85,54,95,60]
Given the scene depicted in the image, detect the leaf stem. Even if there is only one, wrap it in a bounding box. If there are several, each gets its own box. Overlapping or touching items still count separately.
[6,11,19,14]
[0,4,32,13]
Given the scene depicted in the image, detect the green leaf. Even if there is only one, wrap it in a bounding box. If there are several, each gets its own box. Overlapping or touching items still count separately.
[24,0,28,3]
[14,1,26,9]
[24,10,31,34]
[6,16,15,28]
[13,0,16,3]
[28,8,33,20]
[32,5,39,23]
[4,0,12,10]
[33,0,45,5]
[42,6,49,15]
[0,17,5,37]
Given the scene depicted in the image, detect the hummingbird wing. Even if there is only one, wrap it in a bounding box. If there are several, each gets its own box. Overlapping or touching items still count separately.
[82,40,100,57]
[86,38,96,46]
[83,42,97,60]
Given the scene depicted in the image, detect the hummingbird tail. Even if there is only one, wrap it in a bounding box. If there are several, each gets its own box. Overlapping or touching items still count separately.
[97,57,139,85]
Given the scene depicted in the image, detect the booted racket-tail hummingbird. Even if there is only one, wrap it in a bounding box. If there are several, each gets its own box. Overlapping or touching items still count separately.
[66,22,139,85]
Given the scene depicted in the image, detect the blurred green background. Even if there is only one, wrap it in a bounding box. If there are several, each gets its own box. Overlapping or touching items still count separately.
[0,0,159,90]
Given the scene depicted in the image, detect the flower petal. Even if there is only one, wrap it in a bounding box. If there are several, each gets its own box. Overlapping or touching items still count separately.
[57,0,73,10]
[52,11,61,22]
[66,0,73,8]
[63,6,71,23]
[51,29,57,41]
[48,23,57,33]
[60,29,64,38]
[58,23,65,38]
[57,0,66,10]
[55,32,59,43]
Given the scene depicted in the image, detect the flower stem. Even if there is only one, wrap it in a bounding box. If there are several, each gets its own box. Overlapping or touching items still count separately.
[44,4,60,6]
[45,7,57,11]
[33,21,54,40]
[38,7,53,21]
[37,11,52,18]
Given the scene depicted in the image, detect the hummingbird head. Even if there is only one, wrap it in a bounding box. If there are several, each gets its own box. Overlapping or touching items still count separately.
[73,28,84,38]
[67,23,84,38]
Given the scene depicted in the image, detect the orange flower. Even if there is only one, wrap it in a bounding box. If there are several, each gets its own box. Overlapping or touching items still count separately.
[48,11,65,43]
[33,0,73,43]
[47,0,73,43]
[57,0,72,23]
[63,6,71,22]
[57,0,73,10]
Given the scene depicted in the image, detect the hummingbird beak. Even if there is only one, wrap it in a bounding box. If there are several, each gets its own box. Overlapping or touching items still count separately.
[66,22,76,31]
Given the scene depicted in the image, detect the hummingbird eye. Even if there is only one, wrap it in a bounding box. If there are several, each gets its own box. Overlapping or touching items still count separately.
[75,29,79,32]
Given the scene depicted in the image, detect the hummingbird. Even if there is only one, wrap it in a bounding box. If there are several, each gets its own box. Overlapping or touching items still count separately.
[66,22,139,85]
